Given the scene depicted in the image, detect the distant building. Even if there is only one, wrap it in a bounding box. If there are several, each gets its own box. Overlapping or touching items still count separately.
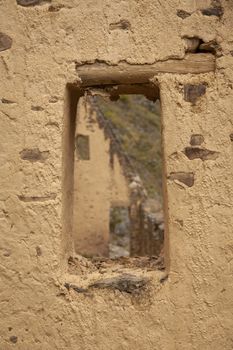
[73,95,163,257]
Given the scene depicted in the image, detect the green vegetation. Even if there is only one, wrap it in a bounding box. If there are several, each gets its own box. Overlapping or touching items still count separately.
[95,95,162,199]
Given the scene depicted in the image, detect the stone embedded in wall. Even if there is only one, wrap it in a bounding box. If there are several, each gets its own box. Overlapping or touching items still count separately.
[9,336,18,344]
[190,134,204,146]
[184,84,206,104]
[183,36,221,56]
[64,274,149,295]
[201,0,223,18]
[176,10,191,19]
[109,19,131,31]
[31,105,44,111]
[0,33,12,52]
[1,98,15,104]
[184,37,200,53]
[49,96,59,103]
[230,134,233,142]
[36,246,42,256]
[48,4,64,12]
[3,249,11,257]
[64,283,87,294]
[168,172,194,187]
[176,2,223,20]
[16,0,50,6]
[89,274,149,294]
[18,194,56,202]
[160,274,168,284]
[201,7,223,17]
[20,148,49,162]
[17,0,40,5]
[184,147,219,161]
[199,40,220,54]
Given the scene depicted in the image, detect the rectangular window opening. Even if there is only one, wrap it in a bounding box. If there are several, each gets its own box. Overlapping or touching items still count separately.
[63,84,168,270]
[75,134,90,160]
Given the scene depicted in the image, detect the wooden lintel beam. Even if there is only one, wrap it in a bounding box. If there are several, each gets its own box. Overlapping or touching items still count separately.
[76,54,215,87]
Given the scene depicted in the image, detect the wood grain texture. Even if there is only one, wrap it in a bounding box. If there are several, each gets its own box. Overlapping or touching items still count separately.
[76,54,215,86]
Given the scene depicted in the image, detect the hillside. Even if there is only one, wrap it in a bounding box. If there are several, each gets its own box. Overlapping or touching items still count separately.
[94,94,162,199]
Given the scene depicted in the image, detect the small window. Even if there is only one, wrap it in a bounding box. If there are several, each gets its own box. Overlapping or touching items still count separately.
[75,134,90,160]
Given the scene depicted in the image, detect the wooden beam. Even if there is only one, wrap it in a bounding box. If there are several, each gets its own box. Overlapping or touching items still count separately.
[76,54,215,87]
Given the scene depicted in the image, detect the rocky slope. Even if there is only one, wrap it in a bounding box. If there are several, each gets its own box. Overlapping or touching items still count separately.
[94,94,162,199]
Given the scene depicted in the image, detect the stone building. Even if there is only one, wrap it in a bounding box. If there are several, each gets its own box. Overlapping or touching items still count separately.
[0,1,233,349]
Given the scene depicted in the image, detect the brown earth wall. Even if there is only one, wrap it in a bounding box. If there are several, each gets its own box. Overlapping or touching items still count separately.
[0,1,233,349]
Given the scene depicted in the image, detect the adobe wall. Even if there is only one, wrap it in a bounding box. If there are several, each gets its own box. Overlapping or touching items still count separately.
[73,97,129,256]
[0,0,233,349]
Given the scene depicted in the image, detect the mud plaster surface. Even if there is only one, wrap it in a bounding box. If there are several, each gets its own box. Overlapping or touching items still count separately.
[0,0,233,349]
